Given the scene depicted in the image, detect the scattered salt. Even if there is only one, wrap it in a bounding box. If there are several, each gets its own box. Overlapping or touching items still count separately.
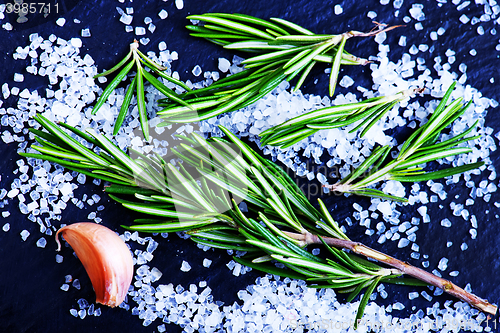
[158,9,168,20]
[36,237,47,248]
[334,4,343,15]
[81,28,91,37]
[56,18,66,27]
[20,230,30,241]
[180,260,191,272]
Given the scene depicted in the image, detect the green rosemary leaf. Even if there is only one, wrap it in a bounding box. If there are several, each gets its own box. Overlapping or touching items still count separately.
[284,40,335,75]
[165,163,216,212]
[354,277,381,329]
[31,145,91,163]
[158,100,222,118]
[427,81,457,123]
[136,65,149,141]
[279,237,326,263]
[277,34,337,43]
[28,128,72,151]
[142,69,193,110]
[269,17,314,35]
[91,170,133,183]
[318,238,377,275]
[390,162,485,182]
[329,36,346,97]
[293,60,316,92]
[242,46,309,65]
[124,220,213,233]
[190,33,255,40]
[308,278,369,290]
[359,101,398,138]
[394,147,472,170]
[346,279,371,302]
[246,239,299,258]
[272,255,355,277]
[383,277,428,287]
[207,13,290,36]
[150,67,192,92]
[57,122,103,149]
[249,215,288,249]
[135,49,166,72]
[189,230,247,243]
[103,184,157,196]
[282,48,312,70]
[340,146,390,185]
[150,195,205,212]
[94,51,132,78]
[114,75,137,136]
[260,212,302,245]
[191,237,258,252]
[187,15,275,40]
[33,115,110,167]
[351,188,408,202]
[233,257,306,280]
[92,59,134,115]
[19,152,97,171]
[345,253,386,272]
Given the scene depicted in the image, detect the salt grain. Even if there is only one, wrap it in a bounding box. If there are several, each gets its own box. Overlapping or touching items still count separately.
[20,230,30,241]
[81,28,91,37]
[192,65,202,77]
[36,237,47,248]
[158,9,168,19]
[203,258,212,268]
[135,27,146,36]
[180,260,191,272]
[56,18,66,27]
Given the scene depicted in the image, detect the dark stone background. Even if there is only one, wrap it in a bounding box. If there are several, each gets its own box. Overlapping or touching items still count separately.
[0,0,499,332]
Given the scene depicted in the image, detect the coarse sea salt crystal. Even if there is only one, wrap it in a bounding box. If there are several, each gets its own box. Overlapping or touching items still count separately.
[158,9,168,19]
[218,58,231,73]
[81,28,91,37]
[3,223,10,232]
[203,258,212,267]
[339,75,354,88]
[175,0,184,10]
[36,237,47,248]
[180,260,191,272]
[120,14,133,25]
[192,65,202,76]
[20,229,30,241]
[70,38,82,48]
[56,18,66,27]
[135,27,146,35]
[334,4,343,15]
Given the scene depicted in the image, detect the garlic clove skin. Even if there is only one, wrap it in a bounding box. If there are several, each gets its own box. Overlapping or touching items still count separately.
[56,222,134,307]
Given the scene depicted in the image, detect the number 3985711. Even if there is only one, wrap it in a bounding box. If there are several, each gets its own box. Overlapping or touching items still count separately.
[5,2,59,14]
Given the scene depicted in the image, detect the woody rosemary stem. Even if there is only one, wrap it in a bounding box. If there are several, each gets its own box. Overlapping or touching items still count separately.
[285,231,498,316]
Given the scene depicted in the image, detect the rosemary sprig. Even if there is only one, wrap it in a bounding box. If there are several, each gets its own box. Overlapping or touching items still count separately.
[92,40,191,140]
[156,14,393,125]
[260,88,422,148]
[20,115,497,320]
[325,83,484,201]
[186,13,397,96]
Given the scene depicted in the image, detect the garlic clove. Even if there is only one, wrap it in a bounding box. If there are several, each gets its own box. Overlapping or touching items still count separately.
[56,222,134,307]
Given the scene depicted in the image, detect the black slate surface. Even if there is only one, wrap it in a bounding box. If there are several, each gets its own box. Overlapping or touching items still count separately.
[0,0,500,332]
